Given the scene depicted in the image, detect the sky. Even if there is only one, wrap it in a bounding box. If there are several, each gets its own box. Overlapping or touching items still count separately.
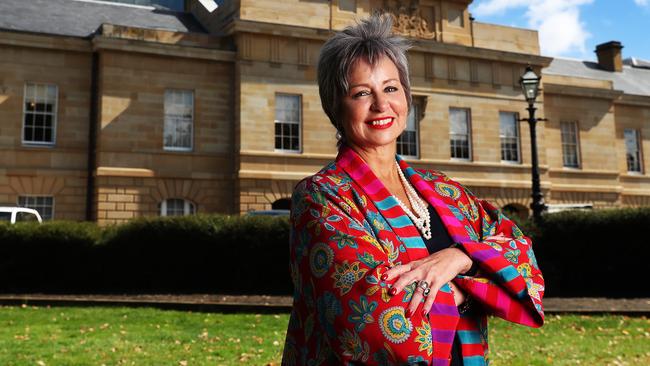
[469,0,649,62]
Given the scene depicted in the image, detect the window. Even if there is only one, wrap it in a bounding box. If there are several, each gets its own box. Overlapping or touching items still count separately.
[448,8,464,27]
[274,94,301,152]
[164,89,194,151]
[449,108,471,160]
[18,196,54,220]
[560,121,580,168]
[159,198,196,216]
[338,0,356,12]
[500,112,520,163]
[397,101,421,158]
[23,83,58,145]
[625,129,643,173]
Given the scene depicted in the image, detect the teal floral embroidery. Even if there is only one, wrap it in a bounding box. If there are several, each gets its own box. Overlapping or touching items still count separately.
[512,224,524,238]
[331,232,358,249]
[332,261,368,295]
[367,211,388,231]
[348,296,378,331]
[379,238,400,263]
[525,278,544,301]
[449,205,465,221]
[504,249,521,264]
[418,170,439,181]
[316,292,341,338]
[414,320,433,356]
[527,247,539,269]
[357,252,382,268]
[482,216,497,238]
[365,271,391,303]
[459,201,479,222]
[401,281,416,303]
[434,182,461,200]
[348,220,366,232]
[407,355,426,363]
[379,307,412,344]
[306,206,342,235]
[338,329,370,362]
[517,263,533,278]
[485,241,503,251]
[309,242,334,278]
[465,224,480,241]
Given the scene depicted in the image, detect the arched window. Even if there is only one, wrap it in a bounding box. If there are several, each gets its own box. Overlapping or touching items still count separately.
[272,198,291,210]
[159,198,196,217]
[502,203,529,221]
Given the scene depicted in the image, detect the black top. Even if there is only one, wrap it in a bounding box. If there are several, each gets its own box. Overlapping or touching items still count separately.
[421,204,463,366]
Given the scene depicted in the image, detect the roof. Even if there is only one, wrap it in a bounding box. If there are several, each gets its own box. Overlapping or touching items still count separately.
[0,0,207,38]
[544,57,650,97]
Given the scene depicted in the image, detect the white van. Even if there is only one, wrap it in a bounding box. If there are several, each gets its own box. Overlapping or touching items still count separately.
[0,207,43,224]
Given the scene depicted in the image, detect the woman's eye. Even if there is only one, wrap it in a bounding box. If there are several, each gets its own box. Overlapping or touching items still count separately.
[353,90,370,98]
[385,86,398,92]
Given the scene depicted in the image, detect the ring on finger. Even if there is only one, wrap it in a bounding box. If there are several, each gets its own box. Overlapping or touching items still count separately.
[418,280,430,291]
[422,287,431,297]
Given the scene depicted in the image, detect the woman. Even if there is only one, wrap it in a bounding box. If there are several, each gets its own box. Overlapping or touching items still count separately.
[282,15,544,366]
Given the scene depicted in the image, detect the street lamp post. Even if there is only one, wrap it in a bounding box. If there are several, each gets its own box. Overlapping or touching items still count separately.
[519,65,547,223]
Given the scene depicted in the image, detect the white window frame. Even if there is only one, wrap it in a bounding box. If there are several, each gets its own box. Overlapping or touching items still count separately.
[274,93,302,153]
[560,121,581,168]
[397,99,421,159]
[624,128,643,174]
[17,195,55,221]
[163,89,194,152]
[159,198,196,217]
[449,107,472,161]
[22,82,58,146]
[499,111,521,164]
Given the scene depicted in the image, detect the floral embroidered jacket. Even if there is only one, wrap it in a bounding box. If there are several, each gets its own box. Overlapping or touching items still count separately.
[282,146,545,366]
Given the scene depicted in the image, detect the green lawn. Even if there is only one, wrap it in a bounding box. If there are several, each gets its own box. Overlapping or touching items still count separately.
[1,305,649,365]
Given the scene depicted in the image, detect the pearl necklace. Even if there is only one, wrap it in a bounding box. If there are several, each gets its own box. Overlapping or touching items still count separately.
[394,161,432,240]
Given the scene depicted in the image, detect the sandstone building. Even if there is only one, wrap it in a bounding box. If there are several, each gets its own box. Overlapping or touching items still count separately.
[0,0,648,224]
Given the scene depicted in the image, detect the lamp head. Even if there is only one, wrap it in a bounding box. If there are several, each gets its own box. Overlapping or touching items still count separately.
[520,65,541,105]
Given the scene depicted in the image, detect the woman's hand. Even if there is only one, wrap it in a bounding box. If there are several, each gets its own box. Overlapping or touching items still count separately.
[383,248,473,317]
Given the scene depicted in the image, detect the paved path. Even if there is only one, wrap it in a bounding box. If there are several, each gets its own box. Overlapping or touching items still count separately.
[1,294,650,314]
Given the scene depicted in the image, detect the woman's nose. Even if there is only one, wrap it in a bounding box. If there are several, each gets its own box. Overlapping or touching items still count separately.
[371,94,388,112]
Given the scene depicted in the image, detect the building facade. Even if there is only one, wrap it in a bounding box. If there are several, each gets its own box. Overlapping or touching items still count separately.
[0,0,649,224]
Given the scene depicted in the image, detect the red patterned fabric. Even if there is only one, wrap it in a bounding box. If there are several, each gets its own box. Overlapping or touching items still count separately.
[282,146,545,365]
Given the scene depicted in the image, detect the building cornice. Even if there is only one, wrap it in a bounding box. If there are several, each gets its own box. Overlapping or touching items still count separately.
[543,83,623,100]
[92,35,235,62]
[225,19,552,67]
[0,29,91,52]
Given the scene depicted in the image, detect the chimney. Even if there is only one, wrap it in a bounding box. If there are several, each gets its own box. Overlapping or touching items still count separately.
[595,41,624,72]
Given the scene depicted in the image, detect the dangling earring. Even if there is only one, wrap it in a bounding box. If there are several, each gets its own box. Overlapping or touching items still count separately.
[335,130,342,140]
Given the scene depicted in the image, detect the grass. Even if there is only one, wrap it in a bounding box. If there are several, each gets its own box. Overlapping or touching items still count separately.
[1,305,649,365]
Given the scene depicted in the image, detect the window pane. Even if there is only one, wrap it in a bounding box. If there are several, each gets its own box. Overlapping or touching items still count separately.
[164,90,193,150]
[18,196,53,220]
[274,94,301,151]
[625,129,642,172]
[449,108,470,159]
[560,122,580,168]
[23,83,57,144]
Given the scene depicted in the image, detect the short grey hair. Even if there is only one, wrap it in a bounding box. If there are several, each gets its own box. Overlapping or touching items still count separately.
[317,14,412,143]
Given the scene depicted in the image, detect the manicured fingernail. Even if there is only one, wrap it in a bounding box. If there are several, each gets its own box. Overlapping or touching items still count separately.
[406,309,413,318]
[422,309,429,317]
[390,288,397,296]
[381,274,388,281]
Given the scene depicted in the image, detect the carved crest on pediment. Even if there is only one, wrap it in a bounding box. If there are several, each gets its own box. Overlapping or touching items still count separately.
[383,0,436,40]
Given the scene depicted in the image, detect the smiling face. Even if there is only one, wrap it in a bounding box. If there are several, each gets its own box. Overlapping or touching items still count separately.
[340,55,409,153]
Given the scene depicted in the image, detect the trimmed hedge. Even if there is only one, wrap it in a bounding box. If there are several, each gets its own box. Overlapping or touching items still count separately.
[1,208,649,297]
[525,207,650,298]
[0,215,290,295]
